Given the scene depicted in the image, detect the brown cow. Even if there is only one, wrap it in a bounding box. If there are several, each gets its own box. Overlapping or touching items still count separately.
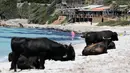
[82,41,108,56]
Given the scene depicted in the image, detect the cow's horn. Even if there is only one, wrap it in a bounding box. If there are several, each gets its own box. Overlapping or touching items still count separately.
[69,43,72,46]
[64,44,67,48]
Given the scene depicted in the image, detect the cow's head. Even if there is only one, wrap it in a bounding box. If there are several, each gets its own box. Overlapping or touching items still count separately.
[63,43,75,61]
[112,32,118,41]
[102,37,112,49]
[80,32,88,38]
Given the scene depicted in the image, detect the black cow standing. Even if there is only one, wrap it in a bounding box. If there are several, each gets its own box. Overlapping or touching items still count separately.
[81,30,118,46]
[10,37,75,72]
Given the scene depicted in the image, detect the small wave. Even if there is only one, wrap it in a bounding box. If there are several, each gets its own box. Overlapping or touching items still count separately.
[59,39,84,45]
[0,56,8,62]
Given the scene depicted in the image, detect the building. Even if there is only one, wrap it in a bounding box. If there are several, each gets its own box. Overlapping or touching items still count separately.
[56,0,85,22]
[61,0,85,8]
[56,0,125,23]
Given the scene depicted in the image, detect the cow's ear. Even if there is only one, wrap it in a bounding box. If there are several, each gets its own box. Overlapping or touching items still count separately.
[64,44,68,48]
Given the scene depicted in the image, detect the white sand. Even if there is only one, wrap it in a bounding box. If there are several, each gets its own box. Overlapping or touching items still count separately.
[0,19,130,73]
[0,35,130,73]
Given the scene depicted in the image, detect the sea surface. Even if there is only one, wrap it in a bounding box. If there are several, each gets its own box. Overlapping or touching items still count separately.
[0,27,84,62]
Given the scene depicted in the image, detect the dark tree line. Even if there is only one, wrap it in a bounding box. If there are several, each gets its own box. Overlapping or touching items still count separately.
[0,0,18,19]
[0,0,61,24]
[104,0,130,5]
[20,0,54,3]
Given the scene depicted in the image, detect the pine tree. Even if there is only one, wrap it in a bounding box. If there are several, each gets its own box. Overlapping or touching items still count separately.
[18,1,29,18]
[0,0,18,19]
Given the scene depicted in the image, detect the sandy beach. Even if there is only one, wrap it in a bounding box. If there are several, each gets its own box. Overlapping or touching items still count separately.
[0,19,130,73]
[0,35,130,73]
[0,19,129,33]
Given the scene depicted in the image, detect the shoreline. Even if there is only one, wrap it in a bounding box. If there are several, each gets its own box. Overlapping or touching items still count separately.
[1,20,130,34]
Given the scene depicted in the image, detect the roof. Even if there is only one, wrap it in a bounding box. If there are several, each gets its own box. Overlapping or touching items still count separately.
[119,5,128,8]
[78,6,110,11]
[81,5,103,9]
[91,6,110,11]
[61,5,110,12]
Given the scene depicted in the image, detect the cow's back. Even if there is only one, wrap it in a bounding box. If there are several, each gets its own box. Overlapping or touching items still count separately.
[85,32,98,45]
[100,30,113,38]
[19,38,67,57]
[11,37,28,53]
[82,42,107,56]
[25,38,65,51]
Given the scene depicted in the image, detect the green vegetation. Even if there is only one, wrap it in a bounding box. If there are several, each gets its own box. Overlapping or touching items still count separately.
[104,0,130,5]
[1,0,130,25]
[20,0,54,3]
[28,3,47,24]
[18,2,29,19]
[48,14,59,24]
[97,20,130,26]
[0,0,60,24]
[61,17,68,24]
[28,2,59,24]
[27,0,60,24]
[0,0,18,19]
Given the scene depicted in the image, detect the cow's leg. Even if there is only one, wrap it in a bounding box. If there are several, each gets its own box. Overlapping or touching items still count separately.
[103,48,107,53]
[34,57,40,69]
[10,52,20,72]
[39,52,46,69]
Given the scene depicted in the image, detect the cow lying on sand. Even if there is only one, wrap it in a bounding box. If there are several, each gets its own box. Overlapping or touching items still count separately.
[8,52,40,70]
[81,30,118,46]
[10,37,75,71]
[82,37,112,56]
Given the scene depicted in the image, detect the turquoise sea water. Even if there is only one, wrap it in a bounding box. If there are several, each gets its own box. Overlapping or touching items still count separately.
[0,27,84,62]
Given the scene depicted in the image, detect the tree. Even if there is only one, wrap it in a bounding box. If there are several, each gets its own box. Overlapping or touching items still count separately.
[28,3,47,24]
[20,0,54,3]
[18,1,29,19]
[109,1,119,16]
[0,0,18,19]
[110,1,119,11]
[85,0,95,5]
[104,0,130,5]
[28,0,59,24]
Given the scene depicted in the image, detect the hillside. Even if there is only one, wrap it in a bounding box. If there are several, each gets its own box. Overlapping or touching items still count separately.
[85,0,130,5]
[0,0,130,25]
[104,0,130,5]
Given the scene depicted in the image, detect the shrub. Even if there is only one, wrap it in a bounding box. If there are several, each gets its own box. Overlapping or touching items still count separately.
[0,0,18,19]
[97,20,130,26]
[28,3,47,24]
[48,14,59,24]
[18,2,29,19]
[28,3,56,24]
